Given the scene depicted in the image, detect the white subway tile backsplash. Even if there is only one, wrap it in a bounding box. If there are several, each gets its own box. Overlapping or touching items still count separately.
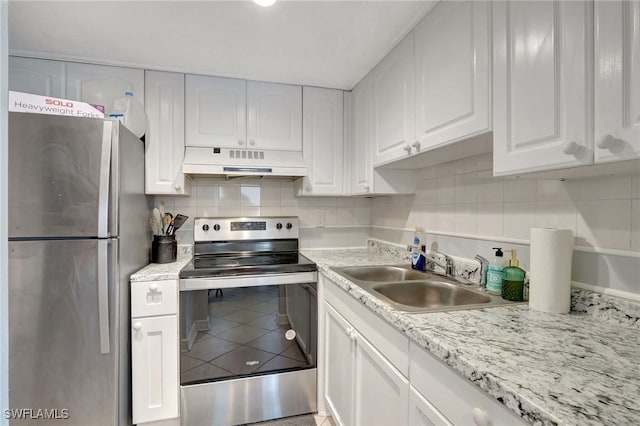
[477,203,503,237]
[475,171,503,203]
[240,186,261,206]
[632,176,640,199]
[535,201,577,232]
[503,179,537,203]
[631,200,640,251]
[454,203,477,234]
[195,185,219,206]
[436,204,455,232]
[503,202,536,240]
[437,176,456,204]
[219,185,242,207]
[576,200,631,250]
[354,206,371,225]
[454,174,477,204]
[573,175,632,201]
[535,179,576,202]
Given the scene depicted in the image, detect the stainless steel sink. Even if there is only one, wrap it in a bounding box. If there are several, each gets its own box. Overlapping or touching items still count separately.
[338,266,440,282]
[331,264,522,313]
[372,281,491,308]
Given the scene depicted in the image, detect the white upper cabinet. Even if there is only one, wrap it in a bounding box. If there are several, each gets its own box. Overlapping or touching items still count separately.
[594,0,640,163]
[66,62,144,116]
[493,1,593,176]
[351,73,374,195]
[297,87,344,195]
[185,75,246,149]
[372,32,416,166]
[8,56,65,98]
[415,1,491,150]
[145,71,191,195]
[246,81,302,151]
[185,76,302,152]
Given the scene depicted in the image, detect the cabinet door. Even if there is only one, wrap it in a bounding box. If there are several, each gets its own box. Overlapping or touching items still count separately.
[493,1,593,176]
[351,74,374,195]
[66,62,144,116]
[324,304,356,426]
[594,0,640,163]
[354,331,409,426]
[185,74,246,149]
[299,87,344,195]
[409,386,452,426]
[247,81,302,151]
[145,71,190,195]
[415,1,491,150]
[8,56,65,97]
[372,32,416,165]
[132,315,179,424]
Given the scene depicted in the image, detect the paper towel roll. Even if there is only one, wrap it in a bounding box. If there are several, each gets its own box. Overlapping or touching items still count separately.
[529,228,574,314]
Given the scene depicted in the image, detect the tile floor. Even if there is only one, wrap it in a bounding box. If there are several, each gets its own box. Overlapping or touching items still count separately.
[181,286,311,384]
[248,414,335,426]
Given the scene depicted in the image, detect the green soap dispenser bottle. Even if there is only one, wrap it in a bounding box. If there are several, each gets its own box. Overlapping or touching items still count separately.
[502,249,526,302]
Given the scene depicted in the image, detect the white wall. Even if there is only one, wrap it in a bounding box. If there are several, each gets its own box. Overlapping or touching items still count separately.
[1,1,9,423]
[372,153,640,251]
[153,178,372,248]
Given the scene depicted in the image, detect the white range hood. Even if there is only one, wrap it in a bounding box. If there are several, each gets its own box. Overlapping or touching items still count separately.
[182,146,307,179]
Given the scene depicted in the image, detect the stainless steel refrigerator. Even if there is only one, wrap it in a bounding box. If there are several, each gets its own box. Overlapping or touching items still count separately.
[7,112,151,425]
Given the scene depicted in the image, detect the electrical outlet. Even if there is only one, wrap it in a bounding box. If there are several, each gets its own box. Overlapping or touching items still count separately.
[317,211,325,227]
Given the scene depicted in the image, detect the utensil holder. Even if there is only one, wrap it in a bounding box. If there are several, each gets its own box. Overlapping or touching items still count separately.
[151,235,177,264]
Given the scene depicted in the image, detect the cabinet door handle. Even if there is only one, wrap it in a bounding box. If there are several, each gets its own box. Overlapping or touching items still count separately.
[411,141,421,151]
[562,141,580,155]
[403,144,412,155]
[149,283,158,292]
[249,139,256,146]
[132,322,142,331]
[364,185,370,193]
[471,408,491,426]
[597,134,623,150]
[238,139,245,146]
[174,184,182,192]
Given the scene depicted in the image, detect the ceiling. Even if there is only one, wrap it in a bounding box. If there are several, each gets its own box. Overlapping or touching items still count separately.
[8,1,436,90]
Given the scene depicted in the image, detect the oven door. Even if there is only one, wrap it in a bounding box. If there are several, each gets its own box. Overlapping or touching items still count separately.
[179,273,317,425]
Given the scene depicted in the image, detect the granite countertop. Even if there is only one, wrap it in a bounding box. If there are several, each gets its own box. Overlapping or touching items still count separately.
[130,245,192,282]
[301,244,640,426]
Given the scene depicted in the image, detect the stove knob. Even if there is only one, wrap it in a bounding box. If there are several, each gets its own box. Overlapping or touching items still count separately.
[202,224,210,231]
[213,224,221,231]
[286,223,293,230]
[276,223,283,230]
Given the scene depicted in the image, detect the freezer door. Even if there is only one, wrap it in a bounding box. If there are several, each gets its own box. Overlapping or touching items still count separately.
[8,112,112,238]
[8,239,119,425]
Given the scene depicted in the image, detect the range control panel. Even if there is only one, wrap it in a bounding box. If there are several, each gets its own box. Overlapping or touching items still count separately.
[194,217,299,242]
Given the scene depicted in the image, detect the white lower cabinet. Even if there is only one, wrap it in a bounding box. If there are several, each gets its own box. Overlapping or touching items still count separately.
[321,273,526,426]
[324,302,409,426]
[354,331,409,426]
[131,280,179,425]
[409,386,452,426]
[409,343,527,426]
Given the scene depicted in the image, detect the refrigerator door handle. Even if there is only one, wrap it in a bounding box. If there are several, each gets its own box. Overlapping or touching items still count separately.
[98,121,113,238]
[98,239,110,354]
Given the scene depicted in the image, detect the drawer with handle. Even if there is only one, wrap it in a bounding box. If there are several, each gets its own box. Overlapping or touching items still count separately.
[131,279,178,317]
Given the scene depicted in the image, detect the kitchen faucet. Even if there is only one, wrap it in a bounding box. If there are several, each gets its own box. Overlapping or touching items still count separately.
[407,245,455,277]
[474,254,489,291]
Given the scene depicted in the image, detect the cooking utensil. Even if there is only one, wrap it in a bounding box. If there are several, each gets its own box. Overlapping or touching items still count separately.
[149,217,160,236]
[158,202,166,222]
[163,213,173,234]
[152,208,163,234]
[167,214,188,236]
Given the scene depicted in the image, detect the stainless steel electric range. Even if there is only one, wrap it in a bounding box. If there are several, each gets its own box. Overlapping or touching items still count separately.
[179,217,318,426]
